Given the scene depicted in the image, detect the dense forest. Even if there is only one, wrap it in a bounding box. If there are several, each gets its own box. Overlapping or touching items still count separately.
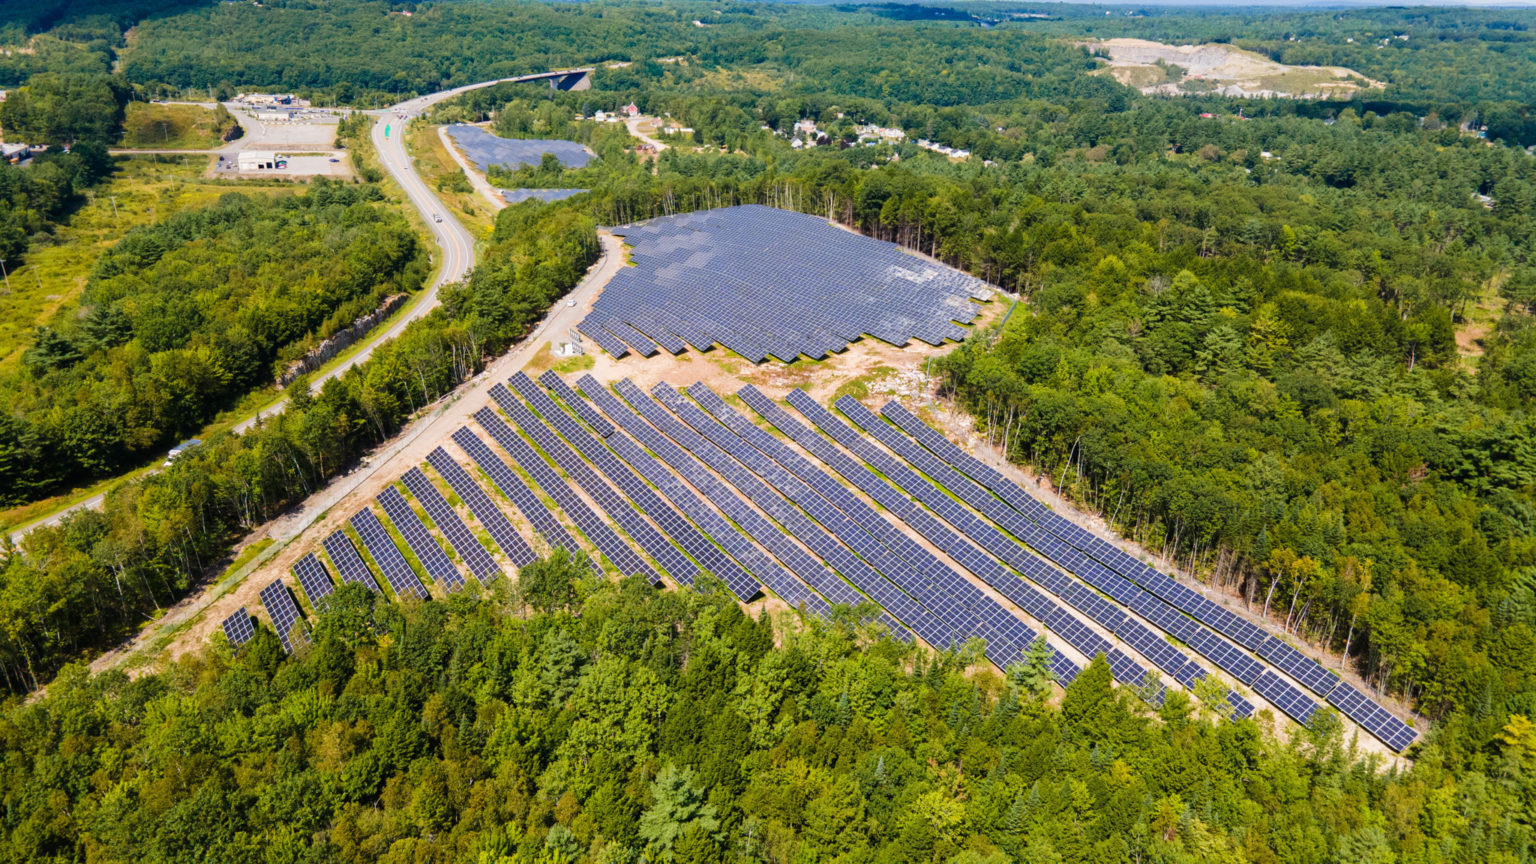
[3,559,1533,863]
[0,182,425,506]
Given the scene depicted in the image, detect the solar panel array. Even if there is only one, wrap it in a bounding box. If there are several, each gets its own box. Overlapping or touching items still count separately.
[234,364,1413,750]
[475,405,660,584]
[501,188,586,205]
[451,428,593,568]
[579,205,993,363]
[565,371,902,638]
[741,384,1259,716]
[402,466,505,582]
[349,508,430,600]
[444,124,593,172]
[221,607,256,647]
[259,580,309,653]
[873,399,1416,752]
[292,553,336,609]
[379,486,466,591]
[322,531,381,595]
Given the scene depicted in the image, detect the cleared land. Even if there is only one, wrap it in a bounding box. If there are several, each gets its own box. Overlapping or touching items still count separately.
[1091,38,1384,98]
[118,101,239,150]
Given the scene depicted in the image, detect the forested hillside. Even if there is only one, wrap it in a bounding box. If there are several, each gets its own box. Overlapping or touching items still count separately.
[3,559,1531,863]
[0,182,424,506]
[1,2,1535,861]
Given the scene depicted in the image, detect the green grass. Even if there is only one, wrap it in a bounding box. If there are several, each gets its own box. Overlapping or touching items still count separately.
[119,102,236,150]
[0,156,293,373]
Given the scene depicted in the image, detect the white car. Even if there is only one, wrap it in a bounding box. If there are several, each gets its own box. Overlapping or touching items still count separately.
[433,213,442,223]
[566,299,576,307]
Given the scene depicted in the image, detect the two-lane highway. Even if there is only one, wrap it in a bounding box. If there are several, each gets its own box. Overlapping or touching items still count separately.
[11,73,593,540]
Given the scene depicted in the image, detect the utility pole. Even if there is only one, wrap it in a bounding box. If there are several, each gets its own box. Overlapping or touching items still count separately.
[0,258,10,294]
[110,196,119,223]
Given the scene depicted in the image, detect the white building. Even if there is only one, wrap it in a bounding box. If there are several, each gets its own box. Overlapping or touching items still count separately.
[237,151,288,172]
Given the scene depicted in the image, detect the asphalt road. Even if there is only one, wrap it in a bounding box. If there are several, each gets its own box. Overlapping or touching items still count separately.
[8,75,569,541]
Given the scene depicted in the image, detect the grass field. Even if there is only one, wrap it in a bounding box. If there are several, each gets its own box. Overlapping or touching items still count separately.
[0,156,295,373]
[119,102,238,150]
[408,121,496,238]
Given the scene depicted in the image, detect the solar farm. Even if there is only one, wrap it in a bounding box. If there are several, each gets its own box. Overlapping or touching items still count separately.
[444,124,594,172]
[501,188,587,204]
[578,205,994,363]
[225,369,1418,754]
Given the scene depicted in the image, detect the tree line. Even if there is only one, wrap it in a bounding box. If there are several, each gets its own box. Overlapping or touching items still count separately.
[2,556,1531,863]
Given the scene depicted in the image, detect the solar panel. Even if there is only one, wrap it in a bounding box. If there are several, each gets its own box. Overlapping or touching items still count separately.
[739,383,1183,704]
[402,466,504,582]
[473,406,659,583]
[426,448,537,572]
[580,205,991,363]
[450,428,594,570]
[291,553,335,609]
[620,377,957,649]
[493,381,700,589]
[378,486,466,591]
[349,508,430,600]
[838,394,1353,729]
[259,580,309,653]
[508,373,764,601]
[1327,681,1417,752]
[322,530,382,595]
[444,124,593,172]
[1253,669,1319,727]
[221,607,256,647]
[655,381,1037,669]
[578,375,902,637]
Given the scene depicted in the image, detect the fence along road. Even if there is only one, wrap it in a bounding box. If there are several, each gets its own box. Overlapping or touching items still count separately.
[9,71,592,540]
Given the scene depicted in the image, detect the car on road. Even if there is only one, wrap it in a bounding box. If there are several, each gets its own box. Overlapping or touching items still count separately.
[433,213,443,223]
[567,299,577,307]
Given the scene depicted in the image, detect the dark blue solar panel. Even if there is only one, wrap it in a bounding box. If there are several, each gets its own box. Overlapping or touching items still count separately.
[426,447,537,572]
[292,553,335,609]
[1253,669,1319,727]
[444,124,593,172]
[493,381,700,589]
[581,205,991,362]
[860,397,1399,736]
[221,607,256,647]
[322,531,381,595]
[349,508,430,601]
[578,375,904,638]
[259,579,309,653]
[655,381,1045,672]
[473,406,659,584]
[378,486,465,591]
[451,427,595,570]
[742,384,1177,705]
[1326,681,1417,752]
[402,466,503,583]
[509,372,765,601]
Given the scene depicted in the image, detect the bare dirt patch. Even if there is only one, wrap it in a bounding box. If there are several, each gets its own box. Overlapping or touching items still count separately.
[1090,38,1384,99]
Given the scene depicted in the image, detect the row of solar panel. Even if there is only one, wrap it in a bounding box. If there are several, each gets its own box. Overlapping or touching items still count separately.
[221,449,546,654]
[222,367,1410,752]
[872,400,1417,753]
[741,384,1255,719]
